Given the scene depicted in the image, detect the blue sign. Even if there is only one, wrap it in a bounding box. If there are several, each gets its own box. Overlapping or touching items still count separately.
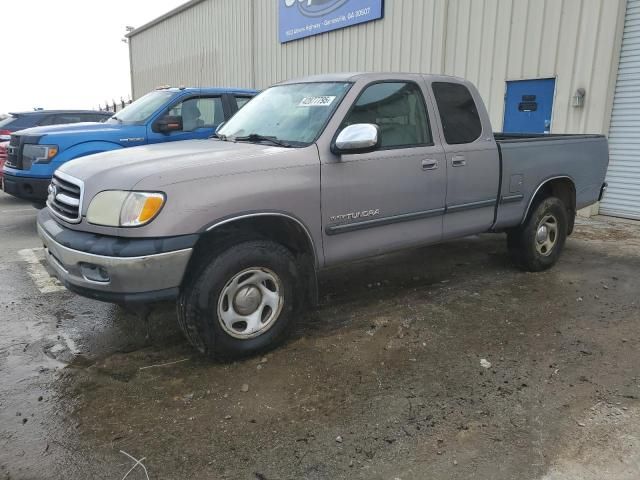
[279,0,384,43]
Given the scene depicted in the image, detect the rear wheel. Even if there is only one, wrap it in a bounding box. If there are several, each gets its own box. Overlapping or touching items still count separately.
[177,240,298,359]
[507,196,568,272]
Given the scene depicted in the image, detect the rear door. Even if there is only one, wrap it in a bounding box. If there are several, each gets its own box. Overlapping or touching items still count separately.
[430,81,500,238]
[321,80,447,265]
[147,95,228,144]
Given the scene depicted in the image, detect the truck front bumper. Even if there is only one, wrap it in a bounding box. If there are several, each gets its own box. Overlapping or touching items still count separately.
[37,209,197,304]
[2,173,50,204]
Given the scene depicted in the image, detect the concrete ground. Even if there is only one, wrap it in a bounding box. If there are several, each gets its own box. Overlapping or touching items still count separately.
[1,190,639,480]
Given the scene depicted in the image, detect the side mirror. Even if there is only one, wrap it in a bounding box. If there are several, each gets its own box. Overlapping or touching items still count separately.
[332,123,380,155]
[214,122,226,135]
[154,115,183,134]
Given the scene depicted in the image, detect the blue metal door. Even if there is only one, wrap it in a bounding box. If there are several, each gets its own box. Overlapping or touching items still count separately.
[503,78,556,134]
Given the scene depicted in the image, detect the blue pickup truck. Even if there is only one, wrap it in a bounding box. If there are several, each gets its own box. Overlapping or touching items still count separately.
[2,87,257,204]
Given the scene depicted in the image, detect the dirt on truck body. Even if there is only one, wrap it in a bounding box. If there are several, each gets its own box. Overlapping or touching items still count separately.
[2,194,640,479]
[37,73,609,359]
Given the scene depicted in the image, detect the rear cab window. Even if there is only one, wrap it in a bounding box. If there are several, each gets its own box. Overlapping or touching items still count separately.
[431,82,482,145]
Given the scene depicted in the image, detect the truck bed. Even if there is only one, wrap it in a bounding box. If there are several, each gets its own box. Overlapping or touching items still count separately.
[492,133,609,231]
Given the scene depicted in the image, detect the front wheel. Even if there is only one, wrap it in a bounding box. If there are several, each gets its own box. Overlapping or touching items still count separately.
[507,196,568,272]
[177,240,299,359]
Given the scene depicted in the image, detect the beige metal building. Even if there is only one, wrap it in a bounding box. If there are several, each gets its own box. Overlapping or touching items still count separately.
[128,0,640,219]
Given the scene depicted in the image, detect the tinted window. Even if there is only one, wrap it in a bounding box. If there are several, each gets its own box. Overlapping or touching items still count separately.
[168,97,224,131]
[432,82,482,145]
[50,114,83,125]
[341,82,431,148]
[0,115,39,131]
[38,115,58,126]
[81,114,104,122]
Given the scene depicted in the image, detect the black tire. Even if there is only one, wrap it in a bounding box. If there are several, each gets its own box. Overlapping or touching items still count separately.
[507,196,568,272]
[177,240,299,359]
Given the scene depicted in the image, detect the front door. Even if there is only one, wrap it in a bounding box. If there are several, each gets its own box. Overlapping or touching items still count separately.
[503,78,556,134]
[321,80,447,265]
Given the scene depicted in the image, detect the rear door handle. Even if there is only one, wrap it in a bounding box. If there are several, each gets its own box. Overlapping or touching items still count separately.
[422,159,439,170]
[452,155,466,167]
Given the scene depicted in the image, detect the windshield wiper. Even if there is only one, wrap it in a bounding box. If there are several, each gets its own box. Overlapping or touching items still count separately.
[213,132,228,141]
[232,133,293,148]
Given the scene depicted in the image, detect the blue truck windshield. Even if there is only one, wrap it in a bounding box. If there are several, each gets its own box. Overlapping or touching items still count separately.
[218,82,351,146]
[108,91,175,124]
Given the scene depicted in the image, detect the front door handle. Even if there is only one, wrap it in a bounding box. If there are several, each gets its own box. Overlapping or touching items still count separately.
[422,159,439,170]
[452,155,466,167]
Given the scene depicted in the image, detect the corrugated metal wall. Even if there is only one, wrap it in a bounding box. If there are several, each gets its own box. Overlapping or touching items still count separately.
[600,0,640,219]
[129,0,254,94]
[444,0,625,133]
[129,0,626,134]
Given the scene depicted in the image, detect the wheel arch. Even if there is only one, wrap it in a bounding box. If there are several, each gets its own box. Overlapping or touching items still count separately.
[186,213,320,306]
[521,176,577,233]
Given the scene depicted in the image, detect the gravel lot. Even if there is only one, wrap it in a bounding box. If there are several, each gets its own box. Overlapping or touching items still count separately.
[1,190,639,480]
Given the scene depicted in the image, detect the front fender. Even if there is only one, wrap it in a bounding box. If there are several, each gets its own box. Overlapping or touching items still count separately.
[56,141,124,163]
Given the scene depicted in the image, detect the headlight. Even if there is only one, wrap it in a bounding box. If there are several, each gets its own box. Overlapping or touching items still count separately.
[86,191,165,227]
[23,144,58,169]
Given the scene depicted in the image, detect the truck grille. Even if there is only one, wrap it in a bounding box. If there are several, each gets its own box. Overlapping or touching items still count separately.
[5,134,42,169]
[47,172,83,223]
[5,135,20,168]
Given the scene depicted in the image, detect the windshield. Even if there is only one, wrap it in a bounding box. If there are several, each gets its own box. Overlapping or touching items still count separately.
[108,90,175,124]
[218,82,351,146]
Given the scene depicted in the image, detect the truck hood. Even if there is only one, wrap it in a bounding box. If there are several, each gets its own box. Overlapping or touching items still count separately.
[15,122,143,150]
[17,122,119,137]
[59,138,307,194]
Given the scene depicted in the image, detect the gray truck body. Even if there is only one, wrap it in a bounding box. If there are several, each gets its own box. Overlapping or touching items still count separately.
[37,73,609,303]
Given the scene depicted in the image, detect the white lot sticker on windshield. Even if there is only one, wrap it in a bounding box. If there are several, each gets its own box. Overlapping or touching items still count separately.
[298,96,337,107]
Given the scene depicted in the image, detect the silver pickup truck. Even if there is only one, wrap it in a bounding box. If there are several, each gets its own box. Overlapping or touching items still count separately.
[37,73,609,358]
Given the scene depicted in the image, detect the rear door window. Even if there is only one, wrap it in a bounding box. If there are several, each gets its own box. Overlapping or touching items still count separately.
[432,82,482,145]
